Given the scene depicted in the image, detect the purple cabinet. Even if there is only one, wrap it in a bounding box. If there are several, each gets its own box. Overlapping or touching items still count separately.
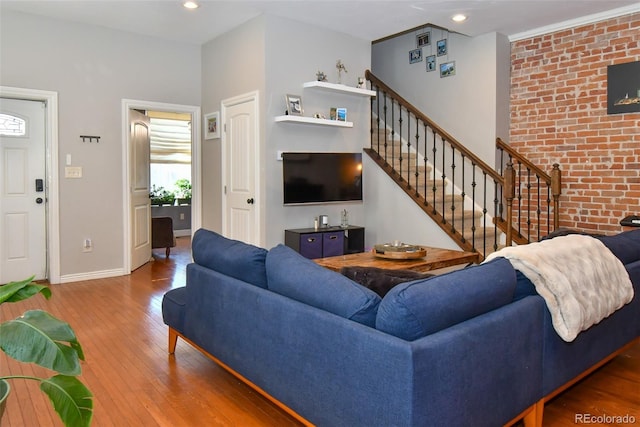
[284,226,364,259]
[298,232,323,259]
[322,231,344,257]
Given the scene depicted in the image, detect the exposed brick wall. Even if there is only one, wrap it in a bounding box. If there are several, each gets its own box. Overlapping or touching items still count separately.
[510,12,640,234]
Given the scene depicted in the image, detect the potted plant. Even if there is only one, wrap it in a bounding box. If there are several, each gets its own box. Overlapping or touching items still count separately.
[150,185,175,206]
[175,178,191,205]
[0,277,93,426]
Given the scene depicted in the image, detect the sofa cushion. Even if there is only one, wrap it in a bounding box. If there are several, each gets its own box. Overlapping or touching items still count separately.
[514,269,537,301]
[376,258,516,341]
[597,229,640,265]
[340,266,433,297]
[191,228,268,288]
[266,244,381,327]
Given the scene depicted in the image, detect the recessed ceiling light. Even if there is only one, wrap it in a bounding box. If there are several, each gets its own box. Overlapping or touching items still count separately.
[452,14,467,23]
[183,1,199,9]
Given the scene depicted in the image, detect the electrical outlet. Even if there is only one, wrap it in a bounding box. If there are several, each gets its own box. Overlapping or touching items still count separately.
[83,238,92,252]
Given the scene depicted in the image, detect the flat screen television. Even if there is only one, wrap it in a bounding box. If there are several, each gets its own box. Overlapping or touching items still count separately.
[283,152,363,205]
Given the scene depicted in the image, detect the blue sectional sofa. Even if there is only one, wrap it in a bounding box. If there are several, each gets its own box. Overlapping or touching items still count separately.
[162,228,640,427]
[529,230,640,425]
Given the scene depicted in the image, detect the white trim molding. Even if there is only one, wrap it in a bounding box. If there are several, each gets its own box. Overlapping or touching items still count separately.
[0,86,61,284]
[121,99,201,274]
[510,3,640,41]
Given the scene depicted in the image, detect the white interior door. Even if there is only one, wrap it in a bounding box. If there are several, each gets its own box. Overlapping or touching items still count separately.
[222,93,260,245]
[129,109,151,270]
[0,98,47,283]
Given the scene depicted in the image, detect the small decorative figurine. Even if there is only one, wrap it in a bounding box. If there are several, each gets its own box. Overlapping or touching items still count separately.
[357,77,365,88]
[336,60,347,84]
[316,71,328,82]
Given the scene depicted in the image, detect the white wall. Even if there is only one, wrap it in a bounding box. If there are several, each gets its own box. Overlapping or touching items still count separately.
[368,29,511,250]
[200,14,372,249]
[363,155,461,251]
[1,11,201,280]
[262,15,372,249]
[200,16,267,235]
[371,30,510,166]
[1,9,512,280]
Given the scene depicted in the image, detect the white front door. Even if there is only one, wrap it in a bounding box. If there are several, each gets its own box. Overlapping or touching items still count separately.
[129,109,152,270]
[222,92,260,245]
[0,98,47,283]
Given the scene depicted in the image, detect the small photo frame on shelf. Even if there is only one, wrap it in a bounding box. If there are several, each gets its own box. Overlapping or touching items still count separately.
[285,94,303,116]
[440,61,456,78]
[416,31,431,47]
[426,55,436,72]
[204,111,220,139]
[336,108,347,122]
[409,48,422,64]
[437,39,447,56]
[330,107,337,120]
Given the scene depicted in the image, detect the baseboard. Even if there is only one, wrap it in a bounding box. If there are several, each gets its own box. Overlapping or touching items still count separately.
[58,268,127,284]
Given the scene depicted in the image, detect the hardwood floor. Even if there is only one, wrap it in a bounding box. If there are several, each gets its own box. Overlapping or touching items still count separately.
[1,237,638,426]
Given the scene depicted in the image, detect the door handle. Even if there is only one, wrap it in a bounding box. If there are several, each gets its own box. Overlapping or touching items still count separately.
[35,197,44,204]
[247,198,254,204]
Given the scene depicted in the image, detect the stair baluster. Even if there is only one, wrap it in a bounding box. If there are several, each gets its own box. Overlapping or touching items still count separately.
[365,70,561,260]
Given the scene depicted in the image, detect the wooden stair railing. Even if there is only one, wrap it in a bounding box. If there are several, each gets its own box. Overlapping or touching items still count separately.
[365,70,562,259]
[496,138,561,243]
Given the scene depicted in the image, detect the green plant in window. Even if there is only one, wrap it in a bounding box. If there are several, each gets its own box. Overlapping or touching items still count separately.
[175,179,191,204]
[150,185,175,206]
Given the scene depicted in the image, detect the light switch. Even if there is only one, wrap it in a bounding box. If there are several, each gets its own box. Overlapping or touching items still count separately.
[66,154,72,165]
[65,166,82,178]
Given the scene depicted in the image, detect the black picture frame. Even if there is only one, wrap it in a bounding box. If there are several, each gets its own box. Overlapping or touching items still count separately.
[607,61,640,115]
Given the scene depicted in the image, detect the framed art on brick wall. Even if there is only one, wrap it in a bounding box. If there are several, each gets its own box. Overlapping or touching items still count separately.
[607,60,640,115]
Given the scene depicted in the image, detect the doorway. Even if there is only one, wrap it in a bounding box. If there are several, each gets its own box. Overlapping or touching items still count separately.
[0,87,60,284]
[122,99,201,273]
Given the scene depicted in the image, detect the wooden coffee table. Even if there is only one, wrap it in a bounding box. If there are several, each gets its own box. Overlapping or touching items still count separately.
[315,247,479,273]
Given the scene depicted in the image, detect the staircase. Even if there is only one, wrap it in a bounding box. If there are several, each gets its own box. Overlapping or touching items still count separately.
[365,70,562,260]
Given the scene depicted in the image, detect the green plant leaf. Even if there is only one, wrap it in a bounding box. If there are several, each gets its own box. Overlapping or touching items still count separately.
[40,375,93,427]
[0,276,51,304]
[0,310,84,375]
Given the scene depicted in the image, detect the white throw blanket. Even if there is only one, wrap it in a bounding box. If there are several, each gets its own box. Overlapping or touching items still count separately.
[485,235,634,342]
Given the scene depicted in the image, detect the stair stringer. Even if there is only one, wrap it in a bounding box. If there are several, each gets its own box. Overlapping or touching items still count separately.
[370,118,506,258]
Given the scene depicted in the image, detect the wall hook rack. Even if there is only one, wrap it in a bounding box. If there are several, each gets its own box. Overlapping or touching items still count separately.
[80,135,100,143]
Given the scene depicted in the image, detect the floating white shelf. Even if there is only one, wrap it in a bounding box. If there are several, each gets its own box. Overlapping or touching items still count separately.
[275,115,353,128]
[302,81,376,97]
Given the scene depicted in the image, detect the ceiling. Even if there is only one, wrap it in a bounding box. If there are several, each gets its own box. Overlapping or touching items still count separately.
[1,1,639,45]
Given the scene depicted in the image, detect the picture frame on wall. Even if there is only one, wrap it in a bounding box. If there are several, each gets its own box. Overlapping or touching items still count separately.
[204,111,220,139]
[417,31,431,47]
[409,48,423,64]
[607,60,640,114]
[437,39,447,56]
[285,94,303,116]
[440,61,456,78]
[426,55,436,72]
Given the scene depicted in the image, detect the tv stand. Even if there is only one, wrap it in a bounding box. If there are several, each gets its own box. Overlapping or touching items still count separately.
[284,226,365,259]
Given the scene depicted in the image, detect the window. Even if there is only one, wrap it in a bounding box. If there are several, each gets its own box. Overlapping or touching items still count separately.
[149,116,191,198]
[0,113,27,136]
